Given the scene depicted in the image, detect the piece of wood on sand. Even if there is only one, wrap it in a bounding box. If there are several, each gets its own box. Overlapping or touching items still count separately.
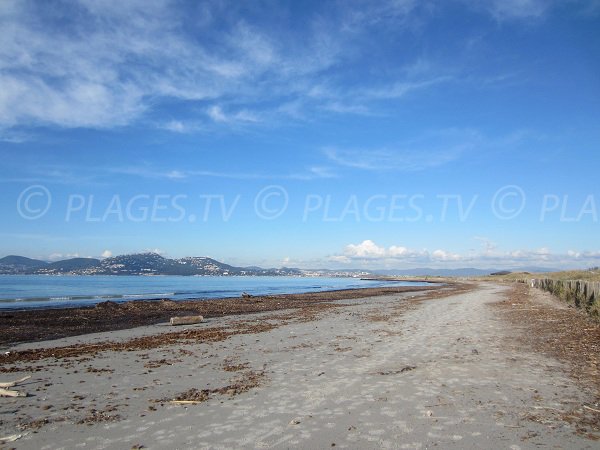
[170,315,204,326]
[0,434,23,444]
[0,388,27,397]
[0,375,31,388]
[170,400,204,404]
[0,376,31,397]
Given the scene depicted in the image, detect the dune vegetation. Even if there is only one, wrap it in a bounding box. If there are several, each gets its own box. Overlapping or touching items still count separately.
[478,268,600,282]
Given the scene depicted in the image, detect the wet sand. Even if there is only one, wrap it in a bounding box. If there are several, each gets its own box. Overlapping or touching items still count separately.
[1,282,599,448]
[0,285,440,347]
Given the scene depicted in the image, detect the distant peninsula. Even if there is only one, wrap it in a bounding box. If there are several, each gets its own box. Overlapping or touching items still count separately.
[0,253,367,277]
[0,253,555,277]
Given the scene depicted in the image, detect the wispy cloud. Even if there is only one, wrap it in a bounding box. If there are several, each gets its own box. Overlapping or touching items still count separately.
[324,146,462,171]
[324,128,481,172]
[0,0,474,132]
[467,0,599,21]
[1,158,338,185]
[288,167,338,181]
[322,127,555,173]
[465,0,549,21]
[0,0,582,136]
[0,162,106,185]
[0,127,33,143]
[158,120,204,134]
[98,163,266,182]
[206,105,261,124]
[111,165,337,182]
[0,0,348,130]
[360,77,453,101]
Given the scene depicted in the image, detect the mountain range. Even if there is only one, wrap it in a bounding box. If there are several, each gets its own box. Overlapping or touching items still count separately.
[371,267,557,277]
[0,253,556,277]
[0,253,303,276]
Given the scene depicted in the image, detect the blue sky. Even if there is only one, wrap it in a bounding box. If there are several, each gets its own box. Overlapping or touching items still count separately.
[1,0,599,269]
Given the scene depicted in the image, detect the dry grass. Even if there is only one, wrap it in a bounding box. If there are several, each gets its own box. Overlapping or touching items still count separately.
[493,283,600,438]
[477,269,600,282]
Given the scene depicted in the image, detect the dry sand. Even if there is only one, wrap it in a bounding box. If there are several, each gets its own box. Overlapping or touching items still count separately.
[1,282,598,449]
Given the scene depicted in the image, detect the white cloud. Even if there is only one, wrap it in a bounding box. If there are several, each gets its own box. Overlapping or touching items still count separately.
[345,240,387,258]
[388,246,409,257]
[101,250,112,258]
[330,238,600,269]
[431,249,462,261]
[568,250,600,259]
[329,255,351,264]
[48,252,80,261]
[340,240,429,261]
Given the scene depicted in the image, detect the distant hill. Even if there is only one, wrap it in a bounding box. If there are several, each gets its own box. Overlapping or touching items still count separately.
[0,253,303,276]
[0,255,47,267]
[0,255,48,274]
[100,253,174,275]
[177,256,239,276]
[372,266,558,277]
[373,268,492,277]
[490,270,512,276]
[38,258,101,274]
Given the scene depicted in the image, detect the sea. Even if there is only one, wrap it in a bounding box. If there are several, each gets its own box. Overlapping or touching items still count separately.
[0,275,432,310]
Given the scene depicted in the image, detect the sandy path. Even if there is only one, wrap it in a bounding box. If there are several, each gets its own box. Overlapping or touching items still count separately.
[1,283,595,449]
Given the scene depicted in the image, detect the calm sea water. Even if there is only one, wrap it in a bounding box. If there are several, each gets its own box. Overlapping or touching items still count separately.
[0,275,431,310]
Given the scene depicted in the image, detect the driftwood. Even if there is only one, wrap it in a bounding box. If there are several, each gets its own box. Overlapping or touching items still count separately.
[0,434,23,444]
[0,388,26,397]
[170,400,204,404]
[170,315,204,326]
[0,375,30,388]
[0,375,31,397]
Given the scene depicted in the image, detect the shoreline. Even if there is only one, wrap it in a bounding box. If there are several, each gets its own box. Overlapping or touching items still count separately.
[0,275,437,311]
[0,284,451,347]
[2,281,598,448]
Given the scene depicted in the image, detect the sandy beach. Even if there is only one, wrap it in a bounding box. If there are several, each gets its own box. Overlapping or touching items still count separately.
[1,282,599,449]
